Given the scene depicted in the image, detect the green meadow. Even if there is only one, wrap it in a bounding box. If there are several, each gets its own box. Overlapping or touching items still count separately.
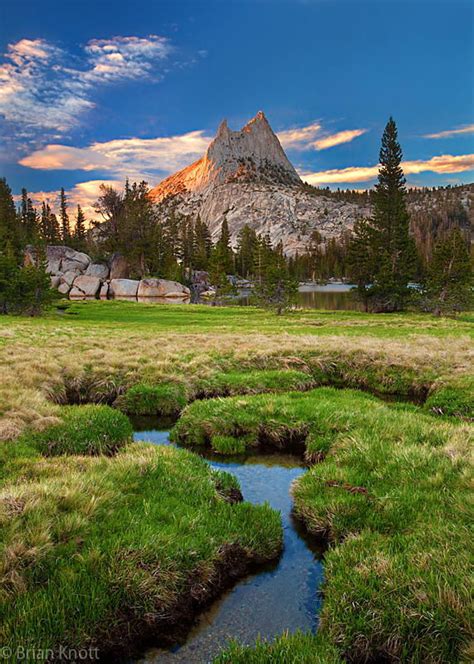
[0,301,472,662]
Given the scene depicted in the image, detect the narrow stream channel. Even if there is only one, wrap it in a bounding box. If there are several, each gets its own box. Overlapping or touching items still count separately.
[132,421,325,663]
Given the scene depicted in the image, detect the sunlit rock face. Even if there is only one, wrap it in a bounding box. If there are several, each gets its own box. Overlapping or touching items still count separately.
[150,112,370,255]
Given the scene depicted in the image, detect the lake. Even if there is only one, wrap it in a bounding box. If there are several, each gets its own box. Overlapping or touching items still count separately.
[233,282,363,311]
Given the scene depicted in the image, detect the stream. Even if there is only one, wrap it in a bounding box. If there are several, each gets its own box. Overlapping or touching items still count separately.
[132,421,325,663]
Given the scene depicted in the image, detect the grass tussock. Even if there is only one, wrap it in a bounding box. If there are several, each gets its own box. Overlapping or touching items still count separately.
[0,442,282,659]
[31,405,133,456]
[115,381,188,416]
[425,374,474,419]
[214,631,341,663]
[195,368,315,398]
[176,388,473,663]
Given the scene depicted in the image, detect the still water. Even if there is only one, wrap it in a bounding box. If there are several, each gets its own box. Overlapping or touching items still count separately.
[132,424,324,663]
[233,283,362,311]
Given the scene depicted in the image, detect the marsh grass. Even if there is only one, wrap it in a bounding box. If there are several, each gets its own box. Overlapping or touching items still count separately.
[0,302,472,441]
[175,388,473,663]
[0,301,472,662]
[214,632,341,663]
[115,381,188,416]
[195,369,315,398]
[0,443,282,659]
[32,405,133,456]
[425,375,474,418]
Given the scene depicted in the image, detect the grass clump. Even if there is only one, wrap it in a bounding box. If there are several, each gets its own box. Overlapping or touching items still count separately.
[214,632,341,663]
[196,369,315,398]
[171,387,375,458]
[32,404,132,456]
[116,381,187,416]
[0,443,282,658]
[425,375,474,418]
[211,434,247,455]
[174,388,473,662]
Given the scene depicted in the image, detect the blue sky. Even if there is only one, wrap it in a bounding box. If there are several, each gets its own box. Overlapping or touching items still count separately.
[1,0,473,215]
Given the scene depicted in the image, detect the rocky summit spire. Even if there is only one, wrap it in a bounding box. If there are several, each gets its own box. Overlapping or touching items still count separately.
[150,111,301,203]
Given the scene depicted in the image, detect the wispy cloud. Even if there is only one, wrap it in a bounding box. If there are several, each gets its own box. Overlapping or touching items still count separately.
[300,153,474,185]
[19,130,213,181]
[277,122,322,149]
[424,124,474,139]
[277,121,367,151]
[0,35,172,137]
[312,128,368,150]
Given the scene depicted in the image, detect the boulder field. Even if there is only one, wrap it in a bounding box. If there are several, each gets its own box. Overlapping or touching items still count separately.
[26,246,191,303]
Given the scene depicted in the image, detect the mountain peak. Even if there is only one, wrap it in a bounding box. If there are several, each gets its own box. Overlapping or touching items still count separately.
[150,111,301,203]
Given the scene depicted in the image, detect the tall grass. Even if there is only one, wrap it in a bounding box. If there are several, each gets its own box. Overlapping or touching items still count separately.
[32,405,132,456]
[175,388,473,662]
[0,443,282,659]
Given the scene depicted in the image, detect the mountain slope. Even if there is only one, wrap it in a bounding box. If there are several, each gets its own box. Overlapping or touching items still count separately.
[150,112,471,255]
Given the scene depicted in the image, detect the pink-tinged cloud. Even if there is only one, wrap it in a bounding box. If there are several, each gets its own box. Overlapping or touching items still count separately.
[278,122,367,151]
[424,124,474,139]
[300,153,474,185]
[19,131,214,180]
[20,145,109,171]
[277,122,322,149]
[24,179,123,221]
[312,128,368,150]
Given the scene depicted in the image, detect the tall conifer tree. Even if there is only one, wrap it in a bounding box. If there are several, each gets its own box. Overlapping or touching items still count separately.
[347,118,417,311]
[370,117,416,310]
[59,187,70,243]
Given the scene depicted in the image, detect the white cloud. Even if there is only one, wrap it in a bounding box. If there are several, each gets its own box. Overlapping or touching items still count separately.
[19,130,213,181]
[0,35,172,136]
[299,153,474,185]
[277,122,322,150]
[424,124,474,139]
[277,122,367,151]
[312,128,367,150]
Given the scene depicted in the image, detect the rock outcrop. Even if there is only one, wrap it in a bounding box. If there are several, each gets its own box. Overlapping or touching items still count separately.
[85,263,110,280]
[29,245,190,304]
[109,279,140,300]
[137,278,191,299]
[150,112,370,255]
[69,276,102,300]
[109,253,129,280]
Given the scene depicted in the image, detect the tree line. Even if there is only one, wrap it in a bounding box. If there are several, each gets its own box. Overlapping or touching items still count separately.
[0,117,471,315]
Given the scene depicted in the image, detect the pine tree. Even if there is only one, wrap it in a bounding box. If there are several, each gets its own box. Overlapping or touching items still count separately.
[214,217,234,274]
[347,219,376,311]
[41,203,60,244]
[193,215,212,270]
[73,205,87,251]
[0,178,22,261]
[255,242,298,315]
[208,219,236,302]
[20,188,38,245]
[368,117,417,311]
[9,245,57,316]
[0,243,19,314]
[424,228,472,315]
[253,234,273,284]
[59,188,70,244]
[235,224,258,277]
[346,118,417,311]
